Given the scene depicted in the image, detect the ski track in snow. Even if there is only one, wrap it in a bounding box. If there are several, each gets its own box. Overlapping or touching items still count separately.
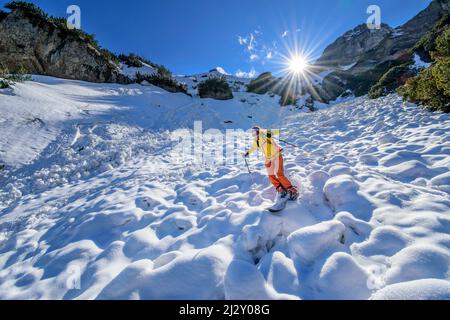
[0,76,450,299]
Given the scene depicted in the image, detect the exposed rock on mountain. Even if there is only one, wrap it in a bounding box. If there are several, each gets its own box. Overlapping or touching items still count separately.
[313,0,450,102]
[0,2,130,83]
[315,23,393,69]
[353,0,449,72]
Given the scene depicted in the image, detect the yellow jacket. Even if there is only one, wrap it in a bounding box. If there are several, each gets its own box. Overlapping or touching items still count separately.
[246,129,282,160]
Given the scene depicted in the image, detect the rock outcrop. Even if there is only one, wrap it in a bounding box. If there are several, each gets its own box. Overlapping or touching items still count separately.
[0,4,130,83]
[315,23,393,69]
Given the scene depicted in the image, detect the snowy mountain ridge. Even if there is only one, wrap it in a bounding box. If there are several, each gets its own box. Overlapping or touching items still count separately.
[1,76,450,299]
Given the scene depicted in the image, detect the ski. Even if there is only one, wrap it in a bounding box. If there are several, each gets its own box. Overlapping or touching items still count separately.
[268,198,288,213]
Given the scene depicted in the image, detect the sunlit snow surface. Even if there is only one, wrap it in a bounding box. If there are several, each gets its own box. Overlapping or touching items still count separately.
[0,76,449,300]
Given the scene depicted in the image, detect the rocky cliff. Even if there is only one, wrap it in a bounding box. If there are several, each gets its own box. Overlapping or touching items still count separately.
[0,3,130,83]
[315,23,393,69]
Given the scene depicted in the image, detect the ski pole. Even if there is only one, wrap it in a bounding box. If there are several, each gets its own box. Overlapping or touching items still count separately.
[243,156,257,188]
[279,139,303,150]
[279,138,314,161]
[244,157,252,174]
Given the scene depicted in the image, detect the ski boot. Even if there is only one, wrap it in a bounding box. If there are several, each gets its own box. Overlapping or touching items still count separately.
[287,186,299,201]
[269,189,288,213]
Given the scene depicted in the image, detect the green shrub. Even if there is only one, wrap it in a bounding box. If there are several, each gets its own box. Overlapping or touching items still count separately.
[1,65,8,87]
[0,64,31,89]
[398,13,449,113]
[135,70,188,95]
[321,65,390,101]
[5,1,48,20]
[118,53,145,68]
[432,58,450,96]
[246,72,278,94]
[398,64,449,113]
[435,27,450,57]
[346,58,411,97]
[8,65,31,82]
[99,49,119,64]
[368,63,415,99]
[154,64,172,79]
[126,55,173,77]
[198,77,233,100]
[0,79,9,89]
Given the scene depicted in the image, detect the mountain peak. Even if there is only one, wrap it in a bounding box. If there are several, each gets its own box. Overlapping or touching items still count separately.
[316,23,393,68]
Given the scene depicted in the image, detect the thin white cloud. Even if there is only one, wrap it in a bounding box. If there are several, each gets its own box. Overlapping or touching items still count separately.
[247,34,256,51]
[296,28,301,33]
[254,28,262,35]
[238,36,247,45]
[250,54,259,61]
[237,28,279,63]
[282,30,289,38]
[235,68,257,78]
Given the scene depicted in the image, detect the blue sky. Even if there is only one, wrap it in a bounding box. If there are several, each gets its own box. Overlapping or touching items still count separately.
[1,0,432,76]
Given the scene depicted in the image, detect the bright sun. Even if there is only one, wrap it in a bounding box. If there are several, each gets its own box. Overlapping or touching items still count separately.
[288,55,308,75]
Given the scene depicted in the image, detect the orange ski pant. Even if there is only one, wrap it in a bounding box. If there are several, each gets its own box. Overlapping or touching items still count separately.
[265,153,293,192]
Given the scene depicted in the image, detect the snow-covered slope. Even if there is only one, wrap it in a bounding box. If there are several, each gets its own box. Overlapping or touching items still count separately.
[0,76,449,300]
[120,61,157,80]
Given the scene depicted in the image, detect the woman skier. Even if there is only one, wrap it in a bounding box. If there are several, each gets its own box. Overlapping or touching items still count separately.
[244,126,299,211]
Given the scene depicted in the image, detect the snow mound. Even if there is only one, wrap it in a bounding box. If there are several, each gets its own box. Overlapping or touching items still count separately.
[259,251,300,296]
[359,154,379,166]
[379,150,424,167]
[352,226,411,258]
[101,244,233,300]
[318,252,371,300]
[334,211,372,243]
[431,172,450,192]
[323,175,372,221]
[224,259,298,300]
[328,165,353,177]
[372,279,450,300]
[242,214,283,255]
[287,221,345,265]
[385,245,450,285]
[97,259,154,300]
[308,171,330,190]
[385,160,445,182]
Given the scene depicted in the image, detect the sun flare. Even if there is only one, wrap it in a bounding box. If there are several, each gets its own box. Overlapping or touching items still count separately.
[288,55,309,75]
